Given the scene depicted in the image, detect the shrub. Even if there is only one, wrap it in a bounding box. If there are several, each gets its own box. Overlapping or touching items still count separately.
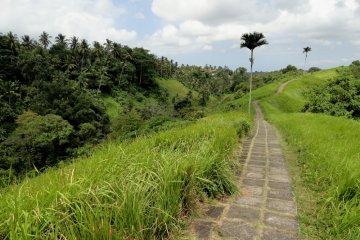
[304,76,360,119]
[110,110,142,139]
[308,67,321,72]
[281,65,298,73]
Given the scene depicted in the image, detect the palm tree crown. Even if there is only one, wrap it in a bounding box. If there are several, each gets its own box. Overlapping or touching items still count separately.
[303,46,311,54]
[303,46,311,69]
[240,32,268,51]
[39,31,51,49]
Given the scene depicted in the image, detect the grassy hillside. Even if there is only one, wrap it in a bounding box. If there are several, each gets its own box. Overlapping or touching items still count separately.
[0,110,250,239]
[102,95,122,118]
[156,78,200,101]
[259,68,360,239]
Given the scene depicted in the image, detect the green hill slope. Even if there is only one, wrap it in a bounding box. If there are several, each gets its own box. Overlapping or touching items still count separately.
[0,109,250,239]
[156,78,199,101]
[259,68,360,239]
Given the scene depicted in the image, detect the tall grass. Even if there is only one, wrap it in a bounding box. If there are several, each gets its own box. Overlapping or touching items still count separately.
[260,69,360,239]
[0,111,250,239]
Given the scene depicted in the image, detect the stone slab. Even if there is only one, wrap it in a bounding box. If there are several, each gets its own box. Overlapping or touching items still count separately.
[246,172,265,179]
[226,205,260,223]
[267,189,294,201]
[219,220,256,239]
[235,195,263,207]
[205,205,225,219]
[268,173,291,183]
[264,212,299,231]
[268,181,292,190]
[267,199,297,215]
[262,228,299,240]
[243,178,265,187]
[193,220,213,239]
[241,186,263,197]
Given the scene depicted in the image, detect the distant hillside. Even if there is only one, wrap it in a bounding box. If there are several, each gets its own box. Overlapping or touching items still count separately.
[156,78,200,101]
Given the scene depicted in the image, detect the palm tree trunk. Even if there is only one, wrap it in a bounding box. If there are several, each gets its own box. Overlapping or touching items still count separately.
[304,53,307,70]
[119,62,125,86]
[248,50,254,114]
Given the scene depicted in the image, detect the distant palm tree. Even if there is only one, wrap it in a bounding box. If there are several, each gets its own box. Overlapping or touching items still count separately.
[54,33,68,49]
[240,32,268,113]
[6,31,19,54]
[39,31,51,49]
[70,36,79,51]
[79,39,89,68]
[303,46,311,70]
[21,35,34,49]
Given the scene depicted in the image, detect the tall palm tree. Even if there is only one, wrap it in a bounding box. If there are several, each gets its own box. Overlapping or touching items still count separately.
[54,33,68,49]
[92,41,104,60]
[240,32,268,113]
[6,31,19,54]
[70,36,79,51]
[39,31,51,49]
[79,39,89,68]
[303,46,311,70]
[21,35,34,49]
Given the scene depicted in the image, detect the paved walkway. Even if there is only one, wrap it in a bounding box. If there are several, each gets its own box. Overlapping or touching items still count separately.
[192,103,299,240]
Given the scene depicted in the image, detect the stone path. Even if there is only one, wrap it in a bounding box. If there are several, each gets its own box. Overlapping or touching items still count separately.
[192,103,299,240]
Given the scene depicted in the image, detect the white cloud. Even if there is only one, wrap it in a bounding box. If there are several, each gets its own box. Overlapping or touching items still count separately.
[148,0,360,55]
[152,0,280,24]
[0,0,137,43]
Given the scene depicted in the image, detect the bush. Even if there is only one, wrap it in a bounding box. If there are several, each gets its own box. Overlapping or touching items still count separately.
[304,76,360,119]
[139,102,165,120]
[308,67,321,72]
[281,65,298,74]
[110,110,142,139]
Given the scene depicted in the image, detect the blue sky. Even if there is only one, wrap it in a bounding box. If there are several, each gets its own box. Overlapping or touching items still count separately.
[0,0,359,71]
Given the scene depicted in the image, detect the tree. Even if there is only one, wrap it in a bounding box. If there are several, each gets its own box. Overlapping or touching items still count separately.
[54,33,67,49]
[39,31,51,49]
[1,111,74,172]
[240,32,268,113]
[79,39,89,68]
[6,32,19,54]
[20,35,35,49]
[303,46,311,70]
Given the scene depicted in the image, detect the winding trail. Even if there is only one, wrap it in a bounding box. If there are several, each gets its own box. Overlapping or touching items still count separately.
[191,102,299,240]
[276,78,298,95]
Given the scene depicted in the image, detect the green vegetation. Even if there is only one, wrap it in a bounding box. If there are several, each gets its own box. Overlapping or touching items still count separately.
[258,65,360,239]
[304,61,360,119]
[0,30,257,239]
[0,111,250,239]
[0,31,249,181]
[2,28,358,240]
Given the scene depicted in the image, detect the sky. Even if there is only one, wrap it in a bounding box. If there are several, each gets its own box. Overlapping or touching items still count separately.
[0,0,359,71]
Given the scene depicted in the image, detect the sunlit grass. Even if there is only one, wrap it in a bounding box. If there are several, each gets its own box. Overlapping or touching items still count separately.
[260,68,360,239]
[0,111,250,239]
[102,95,122,118]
